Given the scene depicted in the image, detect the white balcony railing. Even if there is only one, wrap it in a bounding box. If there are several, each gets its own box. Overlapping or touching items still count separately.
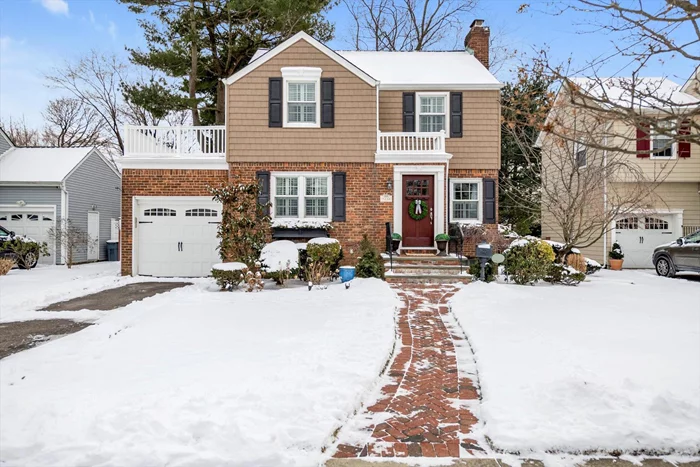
[377,130,446,154]
[123,125,226,158]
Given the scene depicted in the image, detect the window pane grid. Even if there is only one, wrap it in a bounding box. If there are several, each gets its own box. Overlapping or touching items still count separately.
[287,82,316,124]
[276,177,298,196]
[275,197,299,217]
[452,182,479,220]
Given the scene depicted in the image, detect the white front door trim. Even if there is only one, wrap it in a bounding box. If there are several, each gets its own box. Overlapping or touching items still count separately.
[392,165,446,245]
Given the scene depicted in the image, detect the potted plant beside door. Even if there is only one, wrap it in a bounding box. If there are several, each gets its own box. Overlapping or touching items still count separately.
[608,242,624,270]
[435,233,450,256]
[391,233,402,253]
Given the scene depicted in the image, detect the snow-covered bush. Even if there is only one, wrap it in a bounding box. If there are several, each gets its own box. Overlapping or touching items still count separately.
[0,258,15,275]
[1,237,50,270]
[545,263,586,286]
[609,242,624,260]
[304,238,342,284]
[585,257,602,275]
[355,234,384,279]
[271,219,332,231]
[260,241,299,286]
[504,238,555,285]
[211,262,247,291]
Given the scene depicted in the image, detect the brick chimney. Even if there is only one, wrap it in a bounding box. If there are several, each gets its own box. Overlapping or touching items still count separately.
[465,19,490,69]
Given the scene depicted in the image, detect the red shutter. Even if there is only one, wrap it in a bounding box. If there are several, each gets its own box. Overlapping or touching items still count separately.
[678,119,691,158]
[636,123,650,158]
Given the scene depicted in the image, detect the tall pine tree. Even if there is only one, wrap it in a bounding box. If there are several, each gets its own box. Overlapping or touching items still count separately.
[120,0,334,125]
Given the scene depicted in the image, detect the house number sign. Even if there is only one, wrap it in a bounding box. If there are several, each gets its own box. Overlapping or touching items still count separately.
[380,194,393,203]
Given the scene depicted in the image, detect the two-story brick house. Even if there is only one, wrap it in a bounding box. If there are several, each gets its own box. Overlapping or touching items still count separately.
[120,20,502,277]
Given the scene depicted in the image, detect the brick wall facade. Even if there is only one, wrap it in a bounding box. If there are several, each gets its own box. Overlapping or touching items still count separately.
[465,20,490,69]
[120,168,229,276]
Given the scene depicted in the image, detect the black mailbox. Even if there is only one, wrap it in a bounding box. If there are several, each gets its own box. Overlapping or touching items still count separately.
[476,243,493,259]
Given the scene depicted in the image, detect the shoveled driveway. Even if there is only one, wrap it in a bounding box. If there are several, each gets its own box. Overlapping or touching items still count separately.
[39,282,191,311]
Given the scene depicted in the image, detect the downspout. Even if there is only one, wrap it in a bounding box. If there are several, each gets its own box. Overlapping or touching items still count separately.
[60,182,69,265]
[602,128,610,267]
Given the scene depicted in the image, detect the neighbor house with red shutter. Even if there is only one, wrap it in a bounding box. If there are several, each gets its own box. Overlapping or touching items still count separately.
[539,73,700,267]
[118,21,502,277]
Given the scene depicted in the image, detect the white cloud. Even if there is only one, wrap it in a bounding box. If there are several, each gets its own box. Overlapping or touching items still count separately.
[89,9,96,25]
[107,21,117,40]
[40,0,69,15]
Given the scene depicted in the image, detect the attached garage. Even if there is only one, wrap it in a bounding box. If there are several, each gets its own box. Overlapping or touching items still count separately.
[133,197,222,277]
[0,208,56,265]
[613,213,682,268]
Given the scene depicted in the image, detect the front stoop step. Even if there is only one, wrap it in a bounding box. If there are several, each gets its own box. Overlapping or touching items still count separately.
[387,263,467,275]
[385,273,471,284]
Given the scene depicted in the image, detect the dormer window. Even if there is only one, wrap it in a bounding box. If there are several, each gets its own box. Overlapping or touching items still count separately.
[281,67,322,128]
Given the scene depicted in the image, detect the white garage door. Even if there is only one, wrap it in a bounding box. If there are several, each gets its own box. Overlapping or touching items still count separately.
[0,209,55,265]
[614,215,677,268]
[136,197,221,277]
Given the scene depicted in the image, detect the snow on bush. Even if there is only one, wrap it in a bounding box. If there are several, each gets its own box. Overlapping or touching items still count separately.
[271,219,332,230]
[260,241,299,273]
[211,262,248,291]
[308,237,339,246]
[212,262,247,271]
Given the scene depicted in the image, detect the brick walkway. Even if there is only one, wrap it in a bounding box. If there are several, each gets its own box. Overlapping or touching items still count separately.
[332,284,482,458]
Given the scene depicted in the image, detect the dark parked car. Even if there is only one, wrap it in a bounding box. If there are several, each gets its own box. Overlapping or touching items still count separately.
[653,230,700,277]
[0,225,40,269]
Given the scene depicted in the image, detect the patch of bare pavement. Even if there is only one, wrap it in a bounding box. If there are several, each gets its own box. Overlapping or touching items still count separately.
[39,282,192,311]
[326,459,700,467]
[0,320,91,359]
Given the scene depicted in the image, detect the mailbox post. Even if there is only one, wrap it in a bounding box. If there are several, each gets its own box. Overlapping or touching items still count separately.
[475,242,493,281]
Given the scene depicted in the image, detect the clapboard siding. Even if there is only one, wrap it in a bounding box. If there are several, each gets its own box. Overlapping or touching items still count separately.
[65,151,121,262]
[0,131,13,156]
[0,185,62,263]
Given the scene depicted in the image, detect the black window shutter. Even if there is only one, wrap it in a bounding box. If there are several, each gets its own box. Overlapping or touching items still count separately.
[256,171,271,216]
[332,172,346,222]
[483,178,496,224]
[450,92,463,138]
[321,78,334,128]
[269,78,282,128]
[402,92,415,132]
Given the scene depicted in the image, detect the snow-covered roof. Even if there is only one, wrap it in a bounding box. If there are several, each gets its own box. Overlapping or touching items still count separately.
[243,38,501,90]
[0,147,97,183]
[568,77,699,109]
[336,51,500,89]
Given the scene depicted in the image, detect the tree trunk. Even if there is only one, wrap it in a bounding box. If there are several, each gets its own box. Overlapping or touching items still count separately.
[216,80,225,125]
[189,0,200,126]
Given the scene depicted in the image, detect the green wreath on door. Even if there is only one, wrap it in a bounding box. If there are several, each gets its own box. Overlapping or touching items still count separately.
[408,200,429,221]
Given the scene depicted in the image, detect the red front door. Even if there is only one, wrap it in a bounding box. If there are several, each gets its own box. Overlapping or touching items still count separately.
[402,175,434,247]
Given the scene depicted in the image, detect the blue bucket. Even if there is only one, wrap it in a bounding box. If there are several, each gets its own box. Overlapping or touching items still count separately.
[339,266,356,283]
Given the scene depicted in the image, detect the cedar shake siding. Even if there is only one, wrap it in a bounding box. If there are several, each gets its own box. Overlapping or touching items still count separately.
[227,39,377,163]
[379,90,501,170]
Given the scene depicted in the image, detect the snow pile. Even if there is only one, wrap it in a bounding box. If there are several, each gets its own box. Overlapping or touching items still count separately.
[450,270,700,454]
[585,257,601,268]
[211,262,247,271]
[0,278,398,466]
[260,241,299,272]
[308,237,339,246]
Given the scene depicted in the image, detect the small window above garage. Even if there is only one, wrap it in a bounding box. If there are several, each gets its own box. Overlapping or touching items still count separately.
[185,208,218,217]
[144,208,177,217]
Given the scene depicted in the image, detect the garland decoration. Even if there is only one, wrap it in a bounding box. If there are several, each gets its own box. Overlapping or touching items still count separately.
[408,200,429,221]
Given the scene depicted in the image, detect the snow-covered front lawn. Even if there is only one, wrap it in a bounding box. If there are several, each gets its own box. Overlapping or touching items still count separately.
[451,270,700,454]
[0,278,398,466]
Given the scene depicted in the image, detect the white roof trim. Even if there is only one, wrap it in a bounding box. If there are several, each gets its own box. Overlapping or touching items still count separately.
[120,157,228,170]
[379,83,503,91]
[223,31,378,87]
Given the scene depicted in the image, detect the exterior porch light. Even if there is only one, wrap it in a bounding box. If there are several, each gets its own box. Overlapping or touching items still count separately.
[386,179,393,190]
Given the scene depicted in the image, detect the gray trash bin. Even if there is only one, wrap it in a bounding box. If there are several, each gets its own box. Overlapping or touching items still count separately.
[107,240,119,261]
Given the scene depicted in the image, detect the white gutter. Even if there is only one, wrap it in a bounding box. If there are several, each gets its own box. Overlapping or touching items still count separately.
[60,182,69,265]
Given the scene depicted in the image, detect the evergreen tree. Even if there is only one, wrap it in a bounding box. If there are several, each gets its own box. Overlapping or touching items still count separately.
[120,0,334,125]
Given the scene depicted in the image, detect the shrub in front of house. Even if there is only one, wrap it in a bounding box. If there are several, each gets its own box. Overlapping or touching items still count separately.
[504,238,555,285]
[260,240,299,286]
[545,263,586,286]
[356,234,384,279]
[469,259,496,283]
[211,262,247,291]
[0,238,49,270]
[585,257,602,275]
[304,238,342,284]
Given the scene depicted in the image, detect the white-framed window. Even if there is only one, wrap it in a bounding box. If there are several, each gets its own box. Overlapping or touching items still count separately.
[417,92,449,135]
[651,120,676,159]
[450,178,481,223]
[272,172,332,220]
[281,67,322,128]
[575,141,587,168]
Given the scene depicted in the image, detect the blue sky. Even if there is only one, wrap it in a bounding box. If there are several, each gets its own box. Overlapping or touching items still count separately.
[1,0,696,128]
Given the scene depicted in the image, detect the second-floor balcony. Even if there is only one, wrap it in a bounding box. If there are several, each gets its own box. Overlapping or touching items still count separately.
[123,125,226,158]
[122,126,449,163]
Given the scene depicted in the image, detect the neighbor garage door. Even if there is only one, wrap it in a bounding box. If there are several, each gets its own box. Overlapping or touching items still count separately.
[614,215,678,268]
[0,209,56,265]
[136,197,221,277]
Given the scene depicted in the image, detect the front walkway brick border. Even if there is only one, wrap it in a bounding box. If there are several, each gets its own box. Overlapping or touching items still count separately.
[333,283,482,458]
